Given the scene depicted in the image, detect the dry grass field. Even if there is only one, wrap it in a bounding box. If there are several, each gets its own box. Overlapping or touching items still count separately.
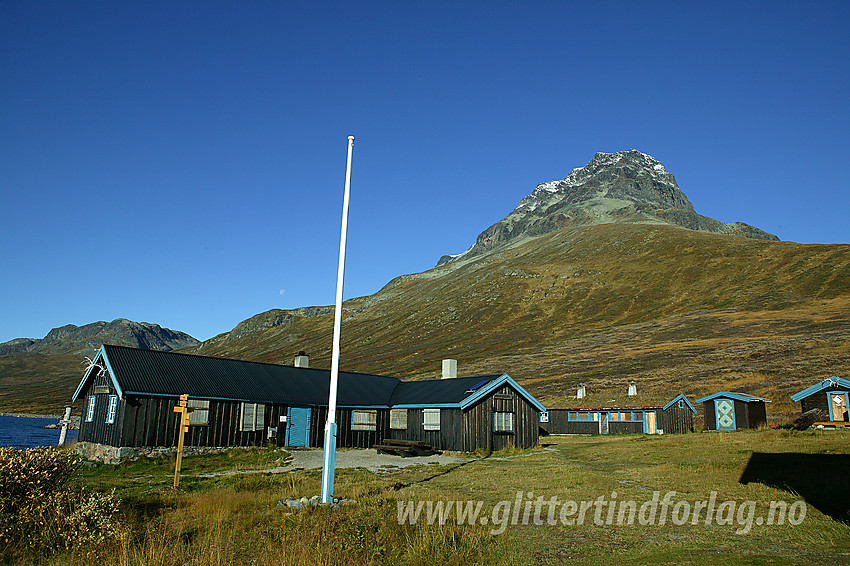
[6,429,848,565]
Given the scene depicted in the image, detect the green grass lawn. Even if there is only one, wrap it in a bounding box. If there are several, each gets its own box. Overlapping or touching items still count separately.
[20,429,850,565]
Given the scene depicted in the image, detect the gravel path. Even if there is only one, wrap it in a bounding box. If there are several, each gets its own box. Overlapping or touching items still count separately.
[197,448,466,478]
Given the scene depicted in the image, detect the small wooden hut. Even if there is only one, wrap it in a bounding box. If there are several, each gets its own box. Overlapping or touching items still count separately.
[696,392,769,431]
[790,377,850,425]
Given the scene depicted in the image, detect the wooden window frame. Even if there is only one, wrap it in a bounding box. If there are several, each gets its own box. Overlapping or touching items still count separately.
[240,402,265,432]
[351,410,377,431]
[85,395,96,422]
[105,395,118,424]
[187,399,210,425]
[423,409,441,431]
[389,408,408,430]
[493,411,515,433]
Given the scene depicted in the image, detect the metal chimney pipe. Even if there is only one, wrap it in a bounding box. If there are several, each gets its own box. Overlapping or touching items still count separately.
[441,359,458,379]
[294,351,309,368]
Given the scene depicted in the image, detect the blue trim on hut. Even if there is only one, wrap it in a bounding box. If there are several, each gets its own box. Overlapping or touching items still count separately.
[790,377,850,402]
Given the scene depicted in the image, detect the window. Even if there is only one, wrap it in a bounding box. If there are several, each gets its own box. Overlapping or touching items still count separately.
[677,399,685,409]
[493,411,514,433]
[352,410,377,431]
[105,395,118,424]
[390,408,408,430]
[569,411,599,422]
[188,399,210,425]
[85,396,96,422]
[240,402,265,432]
[610,412,620,422]
[423,409,441,431]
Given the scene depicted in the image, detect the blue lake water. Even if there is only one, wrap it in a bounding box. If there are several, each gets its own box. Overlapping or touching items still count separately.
[0,415,79,449]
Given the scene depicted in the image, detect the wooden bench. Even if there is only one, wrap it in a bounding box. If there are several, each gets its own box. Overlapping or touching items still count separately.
[373,439,441,457]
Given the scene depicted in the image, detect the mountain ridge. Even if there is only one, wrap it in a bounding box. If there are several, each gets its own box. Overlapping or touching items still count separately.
[0,318,199,357]
[438,150,778,266]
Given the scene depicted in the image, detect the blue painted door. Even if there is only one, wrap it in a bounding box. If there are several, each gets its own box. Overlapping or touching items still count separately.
[285,407,311,447]
[715,399,736,430]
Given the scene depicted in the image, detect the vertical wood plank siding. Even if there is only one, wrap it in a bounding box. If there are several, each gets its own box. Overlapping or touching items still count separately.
[800,385,850,415]
[543,406,694,435]
[702,399,766,430]
[78,385,541,452]
[119,396,276,447]
[660,406,694,434]
[702,402,717,430]
[747,402,767,428]
[77,370,124,446]
[462,385,539,450]
[309,407,391,449]
[386,409,464,451]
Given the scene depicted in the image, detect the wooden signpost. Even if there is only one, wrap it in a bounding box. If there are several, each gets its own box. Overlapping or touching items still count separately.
[173,394,192,488]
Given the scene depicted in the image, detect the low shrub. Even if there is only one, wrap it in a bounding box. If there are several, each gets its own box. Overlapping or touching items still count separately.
[0,447,122,560]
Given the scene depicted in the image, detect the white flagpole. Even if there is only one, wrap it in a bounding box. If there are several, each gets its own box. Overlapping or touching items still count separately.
[321,135,354,504]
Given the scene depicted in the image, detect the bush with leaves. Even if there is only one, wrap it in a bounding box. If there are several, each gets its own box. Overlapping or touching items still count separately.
[0,447,121,557]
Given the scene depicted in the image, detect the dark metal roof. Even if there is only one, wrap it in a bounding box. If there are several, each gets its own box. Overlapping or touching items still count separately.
[695,391,771,404]
[390,375,501,405]
[98,344,400,406]
[74,346,537,410]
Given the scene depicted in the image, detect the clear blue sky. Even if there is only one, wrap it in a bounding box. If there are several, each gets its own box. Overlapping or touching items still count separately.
[2,1,848,344]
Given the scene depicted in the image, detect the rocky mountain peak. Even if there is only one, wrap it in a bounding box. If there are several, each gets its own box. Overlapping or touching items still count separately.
[0,319,200,357]
[438,150,777,266]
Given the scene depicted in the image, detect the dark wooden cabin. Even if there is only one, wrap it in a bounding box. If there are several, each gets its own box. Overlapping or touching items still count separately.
[790,377,850,424]
[696,392,769,430]
[540,394,696,435]
[72,345,547,455]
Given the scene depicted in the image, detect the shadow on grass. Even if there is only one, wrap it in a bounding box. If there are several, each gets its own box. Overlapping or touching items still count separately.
[739,452,850,523]
[388,458,479,492]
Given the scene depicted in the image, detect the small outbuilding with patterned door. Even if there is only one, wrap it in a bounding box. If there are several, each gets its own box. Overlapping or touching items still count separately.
[696,392,770,431]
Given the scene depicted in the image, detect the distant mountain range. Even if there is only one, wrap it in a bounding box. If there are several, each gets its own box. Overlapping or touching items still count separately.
[3,150,848,418]
[0,320,198,413]
[0,319,199,357]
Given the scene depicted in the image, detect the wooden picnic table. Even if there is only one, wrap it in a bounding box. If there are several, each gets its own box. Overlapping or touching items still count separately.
[372,438,442,457]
